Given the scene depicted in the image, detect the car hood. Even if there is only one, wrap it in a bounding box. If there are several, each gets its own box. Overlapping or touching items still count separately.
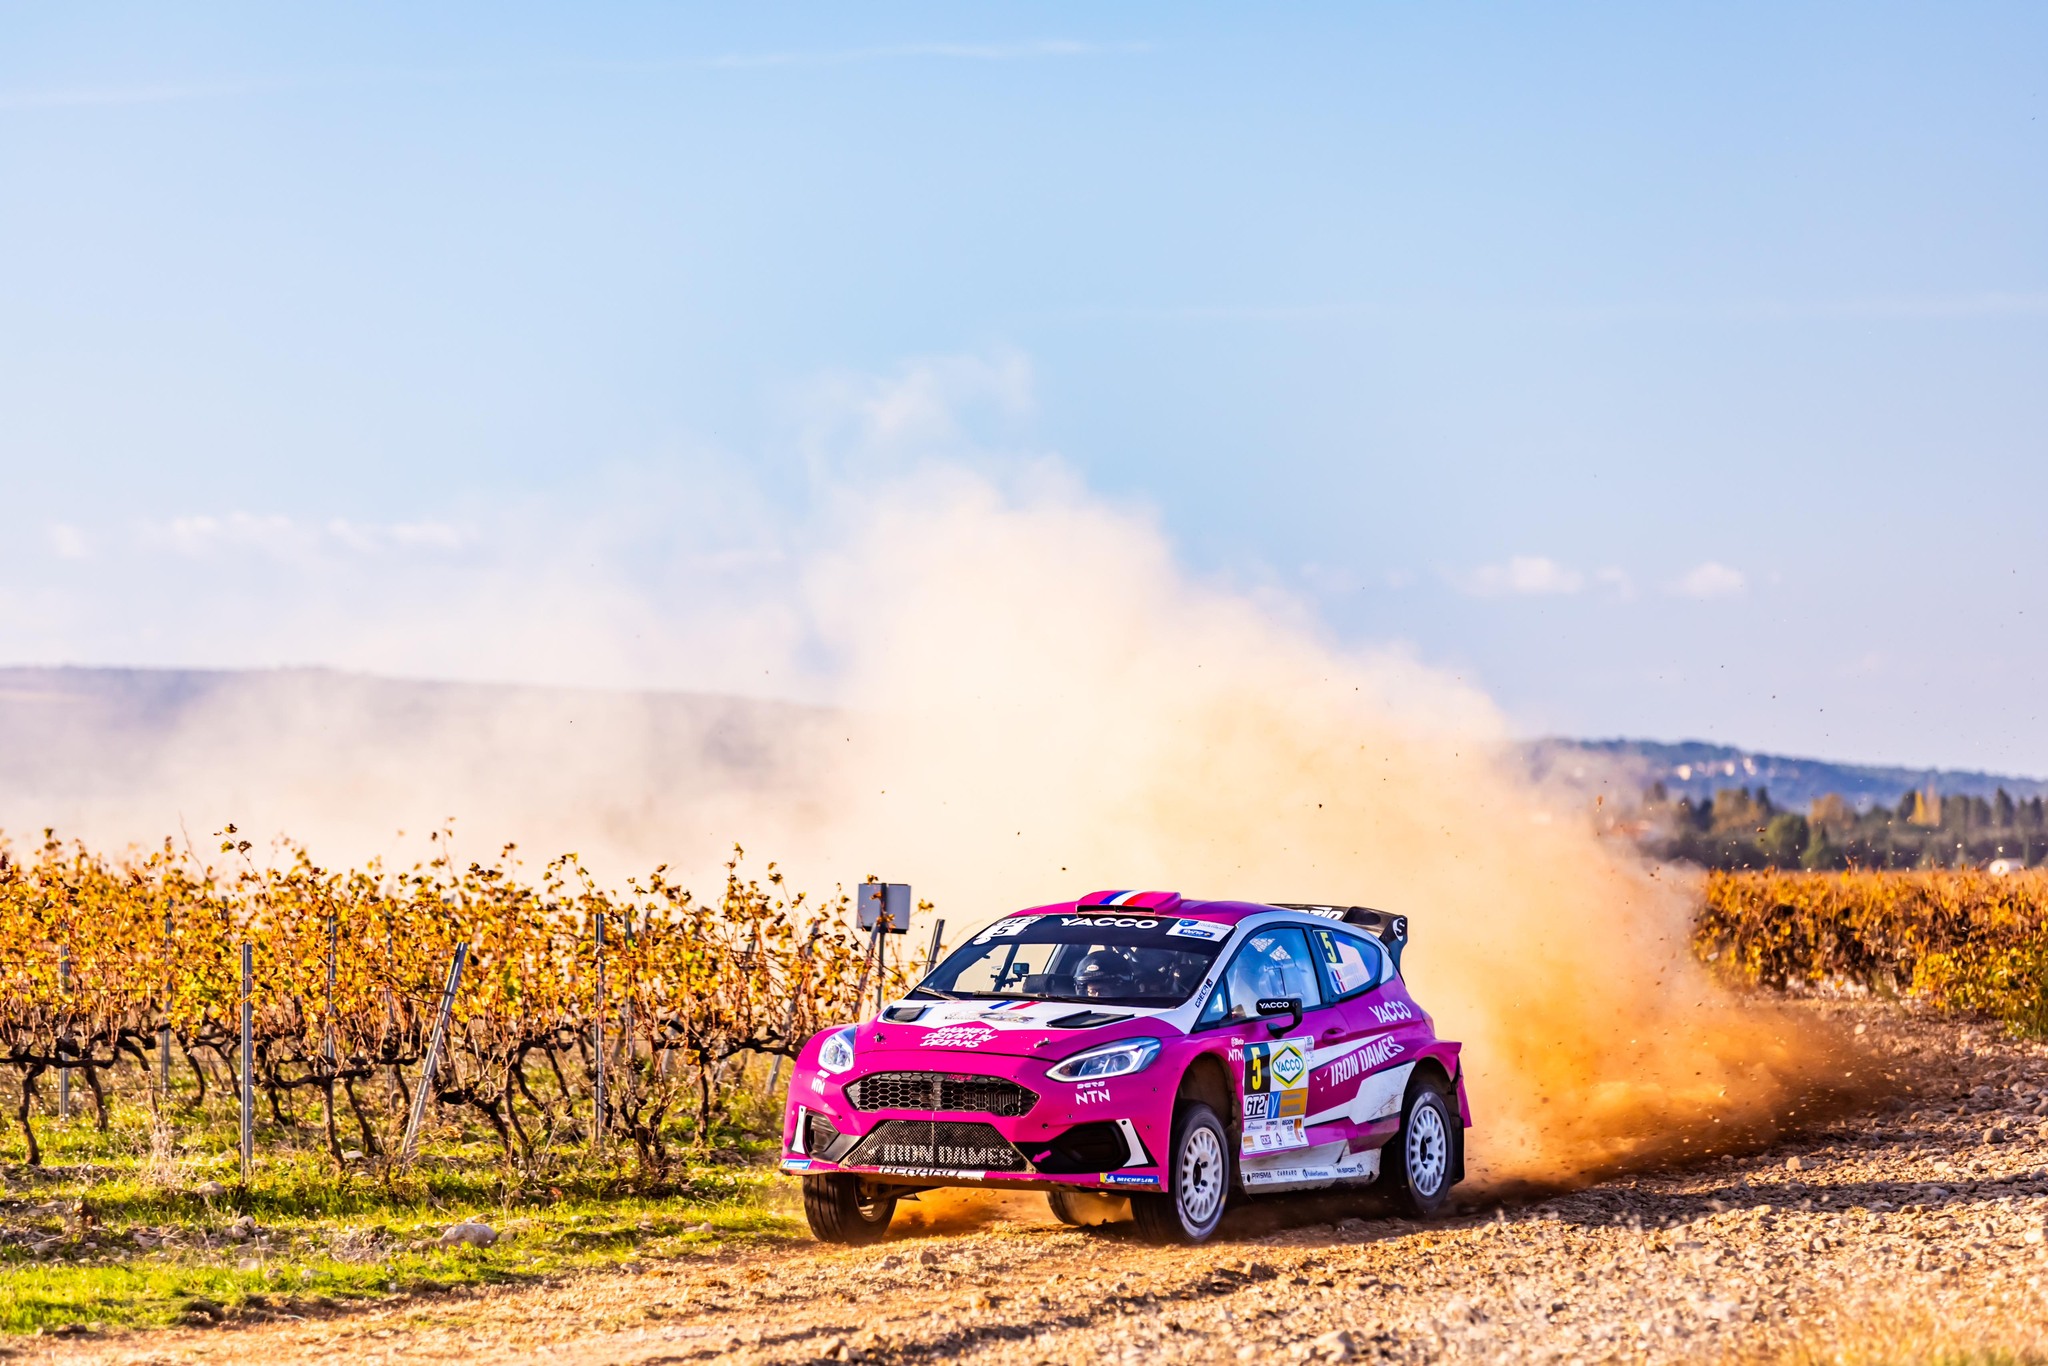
[854,997,1180,1060]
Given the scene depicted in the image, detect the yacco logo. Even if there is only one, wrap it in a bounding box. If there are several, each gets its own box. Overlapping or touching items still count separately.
[919,1024,998,1049]
[1369,999,1415,1025]
[1060,916,1159,929]
[1268,1043,1307,1087]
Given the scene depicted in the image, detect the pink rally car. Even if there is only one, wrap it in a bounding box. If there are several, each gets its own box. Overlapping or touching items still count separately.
[781,891,1469,1244]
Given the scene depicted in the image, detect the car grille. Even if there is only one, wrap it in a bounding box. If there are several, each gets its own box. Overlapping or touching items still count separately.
[843,1120,1030,1172]
[846,1071,1039,1117]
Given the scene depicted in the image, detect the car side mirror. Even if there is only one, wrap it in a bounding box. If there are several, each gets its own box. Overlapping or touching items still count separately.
[1256,996,1302,1037]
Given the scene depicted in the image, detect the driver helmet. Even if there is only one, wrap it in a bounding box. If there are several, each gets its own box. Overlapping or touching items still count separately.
[1074,947,1138,999]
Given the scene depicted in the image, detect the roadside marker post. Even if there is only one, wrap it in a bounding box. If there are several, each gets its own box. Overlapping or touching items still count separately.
[57,946,70,1122]
[399,942,468,1168]
[239,942,254,1182]
[592,914,606,1158]
[158,910,172,1096]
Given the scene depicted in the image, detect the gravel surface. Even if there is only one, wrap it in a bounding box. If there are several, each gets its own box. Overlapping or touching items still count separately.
[25,1001,2048,1365]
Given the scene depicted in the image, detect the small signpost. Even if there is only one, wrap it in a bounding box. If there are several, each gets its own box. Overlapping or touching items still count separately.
[855,883,911,1016]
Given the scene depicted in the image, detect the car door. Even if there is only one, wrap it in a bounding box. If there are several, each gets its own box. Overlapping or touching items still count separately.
[1194,923,1343,1180]
[1304,925,1411,1174]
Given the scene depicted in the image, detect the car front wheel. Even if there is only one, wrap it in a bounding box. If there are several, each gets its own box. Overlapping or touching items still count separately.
[1130,1102,1230,1243]
[801,1173,898,1244]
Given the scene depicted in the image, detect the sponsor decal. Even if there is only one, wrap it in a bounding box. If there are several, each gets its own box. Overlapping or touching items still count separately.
[1242,1034,1314,1155]
[1356,1034,1405,1069]
[1102,1172,1158,1187]
[1368,999,1415,1026]
[810,1076,827,1093]
[875,1141,1014,1166]
[875,1166,987,1180]
[972,916,1042,945]
[1075,1083,1112,1106]
[919,1024,999,1049]
[1059,915,1160,930]
[781,1157,812,1171]
[1244,1164,1336,1186]
[1166,918,1229,942]
[1241,1116,1308,1153]
[1245,1038,1309,1092]
[1320,1033,1407,1089]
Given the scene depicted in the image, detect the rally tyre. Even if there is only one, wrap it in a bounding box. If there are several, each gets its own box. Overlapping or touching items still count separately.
[1130,1102,1231,1244]
[1046,1188,1092,1227]
[801,1173,898,1244]
[1386,1074,1459,1219]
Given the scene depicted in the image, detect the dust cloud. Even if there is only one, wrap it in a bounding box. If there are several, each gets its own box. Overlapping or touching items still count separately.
[760,464,1851,1187]
[5,454,1850,1188]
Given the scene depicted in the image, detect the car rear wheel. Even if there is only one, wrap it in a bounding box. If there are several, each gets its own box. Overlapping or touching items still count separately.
[1385,1074,1458,1218]
[801,1173,898,1244]
[1130,1102,1230,1244]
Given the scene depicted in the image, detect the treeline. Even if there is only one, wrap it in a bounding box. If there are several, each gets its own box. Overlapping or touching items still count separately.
[1640,784,2048,871]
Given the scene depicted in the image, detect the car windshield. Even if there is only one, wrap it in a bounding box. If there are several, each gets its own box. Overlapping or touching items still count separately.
[912,911,1231,1007]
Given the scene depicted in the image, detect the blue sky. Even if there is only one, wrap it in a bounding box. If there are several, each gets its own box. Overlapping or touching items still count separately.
[3,4,2045,772]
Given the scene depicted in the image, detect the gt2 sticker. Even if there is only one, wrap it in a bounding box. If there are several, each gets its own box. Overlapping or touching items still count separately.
[1243,1090,1306,1121]
[919,1024,998,1049]
[1165,918,1229,941]
[1368,999,1415,1025]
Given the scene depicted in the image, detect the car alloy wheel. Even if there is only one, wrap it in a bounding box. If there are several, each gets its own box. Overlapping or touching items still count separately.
[1132,1101,1230,1243]
[1178,1120,1226,1227]
[1405,1097,1449,1199]
[1388,1075,1458,1218]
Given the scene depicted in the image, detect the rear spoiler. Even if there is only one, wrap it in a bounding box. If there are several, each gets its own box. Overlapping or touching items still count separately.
[1274,904,1410,973]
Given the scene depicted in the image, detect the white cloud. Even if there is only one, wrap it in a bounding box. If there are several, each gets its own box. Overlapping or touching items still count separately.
[1463,555,1586,597]
[47,523,91,560]
[1669,562,1746,599]
[159,512,302,558]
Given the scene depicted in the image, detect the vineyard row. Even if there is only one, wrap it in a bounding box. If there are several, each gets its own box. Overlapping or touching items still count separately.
[0,831,902,1174]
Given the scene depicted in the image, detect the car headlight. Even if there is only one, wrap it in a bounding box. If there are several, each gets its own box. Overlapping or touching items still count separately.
[1047,1036,1161,1082]
[817,1025,857,1075]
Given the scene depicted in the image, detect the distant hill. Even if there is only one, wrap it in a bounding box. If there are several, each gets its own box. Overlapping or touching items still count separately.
[6,666,2041,863]
[1527,737,2048,812]
[0,665,838,874]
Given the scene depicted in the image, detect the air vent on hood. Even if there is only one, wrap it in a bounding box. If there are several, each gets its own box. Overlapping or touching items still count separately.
[1047,1010,1133,1029]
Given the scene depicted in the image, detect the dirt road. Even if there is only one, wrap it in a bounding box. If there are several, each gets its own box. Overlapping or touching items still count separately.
[26,1002,2048,1364]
